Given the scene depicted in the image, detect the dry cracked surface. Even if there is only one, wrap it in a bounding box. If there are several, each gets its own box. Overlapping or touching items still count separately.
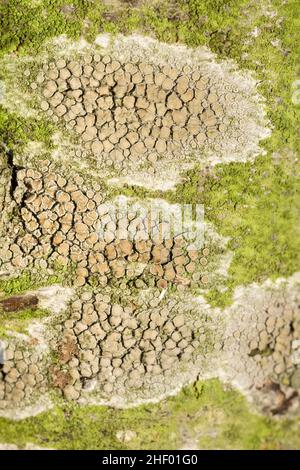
[0,149,222,415]
[0,36,298,420]
[0,154,215,290]
[2,35,270,189]
[37,56,227,167]
[215,275,300,415]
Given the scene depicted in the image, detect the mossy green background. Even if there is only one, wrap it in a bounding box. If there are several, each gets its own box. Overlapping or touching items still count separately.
[0,0,299,449]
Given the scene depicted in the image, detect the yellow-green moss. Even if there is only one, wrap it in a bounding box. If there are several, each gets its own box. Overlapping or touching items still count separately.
[0,379,299,450]
[0,268,68,296]
[0,307,49,337]
[170,155,300,305]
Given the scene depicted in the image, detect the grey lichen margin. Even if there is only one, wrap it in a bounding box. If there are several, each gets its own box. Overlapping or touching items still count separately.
[0,34,271,190]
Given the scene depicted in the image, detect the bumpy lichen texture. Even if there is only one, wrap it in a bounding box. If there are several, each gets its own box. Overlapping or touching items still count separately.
[1,35,269,189]
[0,0,299,451]
[1,269,299,417]
[0,146,225,413]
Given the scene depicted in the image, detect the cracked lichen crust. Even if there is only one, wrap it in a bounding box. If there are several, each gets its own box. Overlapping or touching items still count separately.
[218,274,300,415]
[0,156,222,291]
[1,273,299,417]
[2,35,270,189]
[55,289,212,405]
[0,152,225,415]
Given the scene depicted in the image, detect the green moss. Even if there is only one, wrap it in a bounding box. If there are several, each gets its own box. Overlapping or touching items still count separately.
[204,287,234,309]
[0,378,299,450]
[0,272,37,296]
[0,307,49,337]
[0,0,249,58]
[0,270,66,296]
[0,0,87,57]
[209,159,300,284]
[108,183,159,201]
[0,308,48,321]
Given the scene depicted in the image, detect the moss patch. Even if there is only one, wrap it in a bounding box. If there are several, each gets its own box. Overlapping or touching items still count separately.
[0,307,49,337]
[0,1,249,57]
[167,155,300,305]
[0,0,299,449]
[0,269,68,296]
[0,378,299,450]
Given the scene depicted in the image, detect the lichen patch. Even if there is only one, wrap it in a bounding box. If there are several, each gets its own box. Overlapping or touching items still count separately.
[1,34,271,189]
